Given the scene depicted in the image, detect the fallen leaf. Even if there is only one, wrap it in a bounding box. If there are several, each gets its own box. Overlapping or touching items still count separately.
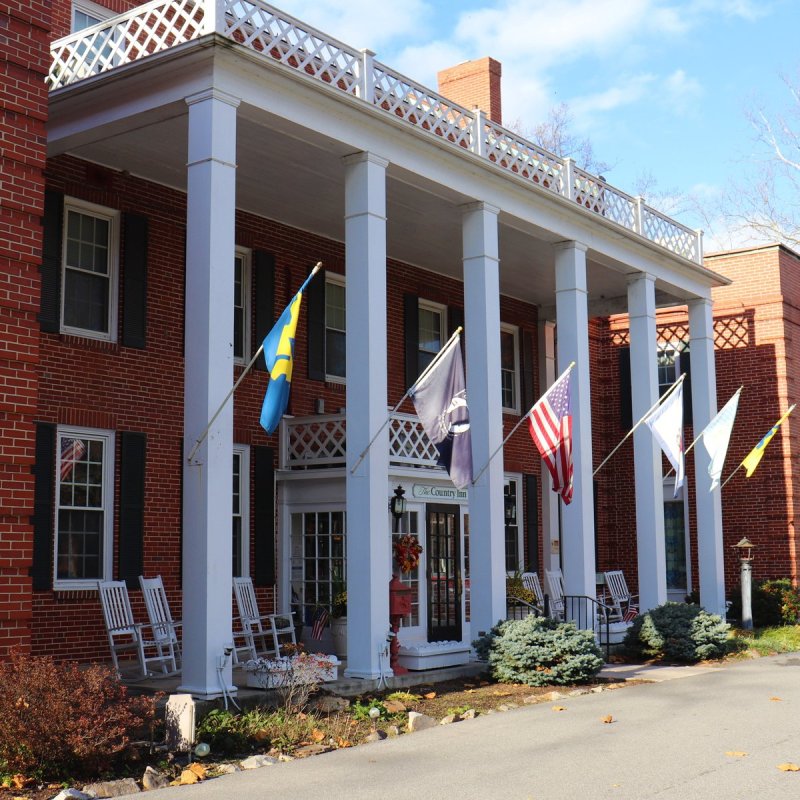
[770,696,782,702]
[187,762,207,779]
[601,715,614,724]
[493,690,512,697]
[552,705,567,712]
[253,729,270,742]
[466,689,476,693]
[424,692,437,699]
[725,751,748,758]
[10,777,32,790]
[297,712,307,719]
[179,770,200,785]
[310,729,325,743]
[336,738,352,748]
[777,763,800,772]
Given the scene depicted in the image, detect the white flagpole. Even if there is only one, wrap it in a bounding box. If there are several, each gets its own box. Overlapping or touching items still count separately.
[471,361,576,486]
[592,372,686,478]
[349,327,463,475]
[186,262,322,464]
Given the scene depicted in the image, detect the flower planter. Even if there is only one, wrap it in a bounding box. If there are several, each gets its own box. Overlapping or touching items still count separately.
[330,617,347,659]
[244,654,340,688]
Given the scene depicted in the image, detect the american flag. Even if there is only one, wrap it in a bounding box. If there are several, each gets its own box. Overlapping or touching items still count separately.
[528,367,573,504]
[310,605,329,640]
[60,437,86,481]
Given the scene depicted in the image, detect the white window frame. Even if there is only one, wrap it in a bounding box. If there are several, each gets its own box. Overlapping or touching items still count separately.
[232,445,250,578]
[72,0,114,30]
[233,247,251,366]
[418,299,447,373]
[657,342,684,397]
[500,323,521,415]
[503,475,523,572]
[54,426,114,591]
[663,477,692,602]
[325,273,346,383]
[61,197,119,342]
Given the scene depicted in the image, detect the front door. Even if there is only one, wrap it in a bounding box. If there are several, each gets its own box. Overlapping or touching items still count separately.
[426,504,462,642]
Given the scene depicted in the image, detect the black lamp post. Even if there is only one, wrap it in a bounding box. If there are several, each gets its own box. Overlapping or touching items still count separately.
[389,485,407,533]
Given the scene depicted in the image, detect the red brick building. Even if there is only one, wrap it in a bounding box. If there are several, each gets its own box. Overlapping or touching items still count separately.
[1,0,793,697]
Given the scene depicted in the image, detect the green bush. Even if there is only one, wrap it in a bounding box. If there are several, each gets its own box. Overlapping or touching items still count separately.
[623,602,730,662]
[0,652,157,780]
[727,578,800,627]
[473,615,604,686]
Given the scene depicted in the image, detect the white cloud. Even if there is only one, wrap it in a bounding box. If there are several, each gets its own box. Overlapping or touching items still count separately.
[571,74,656,118]
[663,69,704,115]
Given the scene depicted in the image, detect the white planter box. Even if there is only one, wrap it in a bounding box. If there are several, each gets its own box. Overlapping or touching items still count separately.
[397,641,471,670]
[244,655,340,688]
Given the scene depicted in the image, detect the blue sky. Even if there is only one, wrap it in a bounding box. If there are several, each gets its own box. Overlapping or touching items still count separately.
[280,0,799,249]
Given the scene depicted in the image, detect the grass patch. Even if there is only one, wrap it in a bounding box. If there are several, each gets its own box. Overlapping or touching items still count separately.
[730,625,800,657]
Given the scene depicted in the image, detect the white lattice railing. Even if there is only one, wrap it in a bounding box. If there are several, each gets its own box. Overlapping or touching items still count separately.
[49,0,703,264]
[280,412,441,470]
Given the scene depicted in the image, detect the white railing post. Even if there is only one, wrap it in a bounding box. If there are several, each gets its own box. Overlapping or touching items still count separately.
[695,228,704,264]
[471,108,487,157]
[356,48,375,103]
[202,0,226,36]
[563,157,575,201]
[634,196,645,235]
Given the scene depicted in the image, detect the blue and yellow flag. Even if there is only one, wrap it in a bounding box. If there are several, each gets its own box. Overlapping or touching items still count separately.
[260,267,318,434]
[741,404,795,478]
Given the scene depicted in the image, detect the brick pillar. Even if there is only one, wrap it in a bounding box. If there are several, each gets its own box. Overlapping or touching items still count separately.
[0,3,50,657]
[437,57,503,125]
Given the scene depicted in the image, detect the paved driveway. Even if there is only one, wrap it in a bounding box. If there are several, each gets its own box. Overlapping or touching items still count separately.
[142,654,800,800]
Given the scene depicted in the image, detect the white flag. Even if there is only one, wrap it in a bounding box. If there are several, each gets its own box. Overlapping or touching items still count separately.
[645,383,684,497]
[700,389,741,491]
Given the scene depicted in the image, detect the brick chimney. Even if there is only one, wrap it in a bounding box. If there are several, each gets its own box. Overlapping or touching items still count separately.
[437,57,502,125]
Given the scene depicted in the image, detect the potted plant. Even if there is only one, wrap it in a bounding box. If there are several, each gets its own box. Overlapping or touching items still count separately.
[329,589,347,659]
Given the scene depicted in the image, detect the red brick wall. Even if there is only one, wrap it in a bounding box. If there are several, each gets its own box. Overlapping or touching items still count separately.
[437,58,503,125]
[0,2,50,656]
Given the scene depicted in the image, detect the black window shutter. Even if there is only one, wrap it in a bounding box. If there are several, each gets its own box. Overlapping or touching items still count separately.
[31,422,55,591]
[178,438,183,589]
[253,446,275,587]
[253,250,275,371]
[447,305,464,339]
[404,293,419,389]
[619,346,632,429]
[524,474,539,573]
[119,431,146,588]
[680,349,693,426]
[122,213,148,348]
[520,330,536,412]
[40,191,63,333]
[307,267,326,381]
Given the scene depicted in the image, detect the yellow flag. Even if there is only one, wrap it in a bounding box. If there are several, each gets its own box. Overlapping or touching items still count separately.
[741,404,795,477]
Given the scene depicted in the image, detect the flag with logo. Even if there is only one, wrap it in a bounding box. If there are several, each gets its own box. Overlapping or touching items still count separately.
[645,383,684,497]
[700,388,741,490]
[409,335,473,489]
[741,404,795,478]
[60,437,86,481]
[310,605,329,640]
[260,273,316,435]
[528,366,574,504]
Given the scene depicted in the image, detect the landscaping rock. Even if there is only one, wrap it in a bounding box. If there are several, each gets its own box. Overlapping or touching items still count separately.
[52,790,93,800]
[407,711,437,732]
[462,708,477,719]
[439,713,458,725]
[82,778,140,798]
[522,695,539,704]
[386,724,401,737]
[310,695,350,713]
[591,686,605,693]
[569,688,589,696]
[214,763,241,775]
[383,699,406,713]
[240,754,279,770]
[541,691,562,701]
[293,744,329,758]
[365,730,387,743]
[141,766,170,791]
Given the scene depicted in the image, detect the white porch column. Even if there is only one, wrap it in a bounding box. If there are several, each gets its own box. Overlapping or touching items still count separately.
[537,318,561,571]
[554,242,595,603]
[462,202,506,636]
[627,273,667,611]
[344,151,390,678]
[689,297,726,616]
[180,89,239,698]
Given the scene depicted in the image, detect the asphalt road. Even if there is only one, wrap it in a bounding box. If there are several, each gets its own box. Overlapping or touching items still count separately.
[142,654,800,800]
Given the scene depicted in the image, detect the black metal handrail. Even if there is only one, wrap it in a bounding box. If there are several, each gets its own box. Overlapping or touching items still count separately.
[562,594,616,660]
[505,593,543,620]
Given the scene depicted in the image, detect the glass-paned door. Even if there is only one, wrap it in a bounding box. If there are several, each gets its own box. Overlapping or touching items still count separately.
[426,504,461,642]
[664,500,687,600]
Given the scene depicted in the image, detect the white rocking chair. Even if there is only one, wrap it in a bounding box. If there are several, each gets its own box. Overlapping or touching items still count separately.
[98,580,178,677]
[138,575,181,675]
[603,570,639,622]
[233,576,296,663]
[544,568,566,619]
[521,572,545,610]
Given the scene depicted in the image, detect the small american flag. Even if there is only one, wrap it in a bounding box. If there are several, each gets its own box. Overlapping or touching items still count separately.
[623,606,639,623]
[60,437,86,481]
[528,367,573,504]
[310,605,329,640]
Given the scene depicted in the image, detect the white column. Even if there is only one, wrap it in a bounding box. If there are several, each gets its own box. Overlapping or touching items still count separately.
[180,88,239,698]
[344,151,390,678]
[689,297,726,616]
[627,273,667,611]
[537,318,561,571]
[462,202,506,636]
[554,242,595,602]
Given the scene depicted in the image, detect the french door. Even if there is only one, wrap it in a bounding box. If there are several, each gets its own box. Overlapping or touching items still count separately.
[426,504,462,642]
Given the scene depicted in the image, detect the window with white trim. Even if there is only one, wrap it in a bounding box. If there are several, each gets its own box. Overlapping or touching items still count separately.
[55,427,114,588]
[503,478,521,572]
[61,198,119,340]
[657,343,683,397]
[418,301,446,375]
[233,248,251,364]
[72,0,113,30]
[325,275,346,381]
[500,325,520,413]
[232,446,250,577]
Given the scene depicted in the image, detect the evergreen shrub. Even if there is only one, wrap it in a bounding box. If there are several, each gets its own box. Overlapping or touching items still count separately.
[473,615,604,686]
[623,602,729,662]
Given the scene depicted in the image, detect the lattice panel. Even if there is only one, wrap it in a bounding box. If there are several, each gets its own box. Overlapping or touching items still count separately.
[714,313,751,349]
[223,1,360,95]
[372,66,473,148]
[285,417,346,467]
[657,322,689,346]
[485,124,565,191]
[641,207,699,262]
[49,0,205,89]
[389,415,440,466]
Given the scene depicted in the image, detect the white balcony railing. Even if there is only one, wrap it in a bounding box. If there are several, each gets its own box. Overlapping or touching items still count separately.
[49,0,703,265]
[280,412,441,471]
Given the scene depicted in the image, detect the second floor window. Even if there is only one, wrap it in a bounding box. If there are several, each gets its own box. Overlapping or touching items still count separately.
[418,302,445,375]
[325,277,346,380]
[234,248,251,363]
[500,326,520,413]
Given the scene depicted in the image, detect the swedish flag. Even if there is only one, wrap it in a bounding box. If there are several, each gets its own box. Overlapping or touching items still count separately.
[741,404,795,478]
[259,291,304,435]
